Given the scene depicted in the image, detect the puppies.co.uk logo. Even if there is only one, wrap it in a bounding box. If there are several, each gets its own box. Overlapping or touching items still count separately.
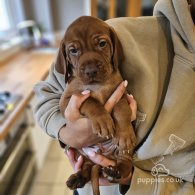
[151,134,186,177]
[151,164,169,177]
[137,134,186,184]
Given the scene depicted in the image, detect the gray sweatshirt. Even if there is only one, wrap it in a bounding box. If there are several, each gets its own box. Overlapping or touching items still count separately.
[34,0,195,193]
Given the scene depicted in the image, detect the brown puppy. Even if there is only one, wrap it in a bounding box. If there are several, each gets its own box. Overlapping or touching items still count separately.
[56,16,136,195]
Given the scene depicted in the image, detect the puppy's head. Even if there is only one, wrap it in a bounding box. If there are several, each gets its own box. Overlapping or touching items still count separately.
[55,16,124,84]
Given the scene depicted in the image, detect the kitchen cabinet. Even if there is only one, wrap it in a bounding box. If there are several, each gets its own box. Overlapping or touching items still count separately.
[28,96,52,169]
[0,49,56,195]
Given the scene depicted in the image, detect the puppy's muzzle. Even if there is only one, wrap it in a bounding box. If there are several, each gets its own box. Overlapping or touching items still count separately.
[84,64,99,78]
[79,60,105,83]
[78,52,110,83]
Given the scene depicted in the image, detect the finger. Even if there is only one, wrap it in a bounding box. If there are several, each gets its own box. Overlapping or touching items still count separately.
[87,150,116,167]
[66,149,76,166]
[99,177,113,186]
[74,155,83,172]
[65,90,90,121]
[75,90,91,108]
[66,149,83,172]
[104,80,128,113]
[126,94,137,121]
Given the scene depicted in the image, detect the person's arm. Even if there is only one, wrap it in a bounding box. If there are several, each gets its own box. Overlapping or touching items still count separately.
[34,63,66,138]
[34,63,95,146]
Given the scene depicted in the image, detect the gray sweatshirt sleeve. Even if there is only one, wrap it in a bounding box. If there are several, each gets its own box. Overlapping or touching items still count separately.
[34,63,66,138]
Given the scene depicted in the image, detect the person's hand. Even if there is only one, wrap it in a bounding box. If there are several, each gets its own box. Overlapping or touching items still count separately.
[66,147,132,185]
[66,148,116,186]
[66,148,84,172]
[104,80,137,122]
[64,80,136,185]
[59,80,137,148]
[87,149,133,185]
[65,80,137,122]
[64,90,91,122]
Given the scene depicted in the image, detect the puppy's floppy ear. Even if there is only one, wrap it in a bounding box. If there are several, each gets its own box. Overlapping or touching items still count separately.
[109,27,124,70]
[55,41,73,83]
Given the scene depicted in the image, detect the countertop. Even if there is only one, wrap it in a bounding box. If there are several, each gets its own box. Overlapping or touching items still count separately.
[0,49,57,140]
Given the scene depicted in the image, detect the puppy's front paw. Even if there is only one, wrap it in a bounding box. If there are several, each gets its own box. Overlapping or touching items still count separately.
[116,127,136,154]
[91,113,115,138]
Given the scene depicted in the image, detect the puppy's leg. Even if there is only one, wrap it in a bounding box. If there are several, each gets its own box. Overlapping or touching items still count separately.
[102,155,133,194]
[59,90,70,115]
[101,98,136,193]
[112,97,136,152]
[66,158,93,190]
[102,155,133,182]
[80,97,115,137]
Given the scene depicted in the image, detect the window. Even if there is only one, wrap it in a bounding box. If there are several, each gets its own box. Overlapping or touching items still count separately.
[0,0,20,51]
[0,0,11,31]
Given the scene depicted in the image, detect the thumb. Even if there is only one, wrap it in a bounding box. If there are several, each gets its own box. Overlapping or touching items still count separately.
[75,155,84,172]
[71,90,91,109]
[65,90,90,121]
[87,150,116,167]
[66,149,84,172]
[104,81,127,113]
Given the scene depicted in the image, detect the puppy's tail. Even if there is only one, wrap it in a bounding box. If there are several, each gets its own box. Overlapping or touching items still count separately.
[91,164,101,195]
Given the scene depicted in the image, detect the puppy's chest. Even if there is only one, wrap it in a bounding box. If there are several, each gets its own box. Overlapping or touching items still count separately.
[85,84,114,104]
[66,82,117,104]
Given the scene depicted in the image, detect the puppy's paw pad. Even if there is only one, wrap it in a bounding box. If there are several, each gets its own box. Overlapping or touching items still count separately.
[102,166,121,182]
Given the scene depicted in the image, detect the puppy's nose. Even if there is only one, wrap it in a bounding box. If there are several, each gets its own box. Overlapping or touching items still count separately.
[84,66,98,78]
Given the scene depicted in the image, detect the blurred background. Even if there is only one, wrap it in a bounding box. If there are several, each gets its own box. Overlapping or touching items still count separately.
[0,0,156,55]
[0,1,156,195]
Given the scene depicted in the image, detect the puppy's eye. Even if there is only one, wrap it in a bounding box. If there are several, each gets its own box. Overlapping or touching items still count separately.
[69,47,78,55]
[99,39,107,48]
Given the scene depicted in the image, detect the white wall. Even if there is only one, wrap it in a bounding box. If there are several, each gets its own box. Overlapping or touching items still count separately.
[7,0,25,28]
[32,0,53,32]
[50,0,91,31]
[19,0,91,41]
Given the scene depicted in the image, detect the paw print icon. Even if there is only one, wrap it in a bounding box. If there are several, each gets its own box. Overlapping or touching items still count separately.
[151,164,170,177]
